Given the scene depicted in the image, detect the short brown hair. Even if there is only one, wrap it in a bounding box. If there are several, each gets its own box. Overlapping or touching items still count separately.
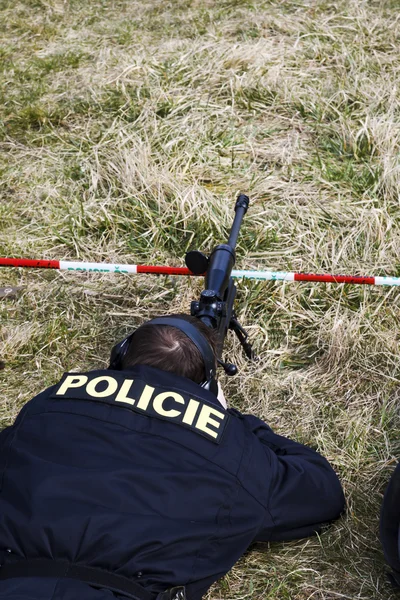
[121,314,218,384]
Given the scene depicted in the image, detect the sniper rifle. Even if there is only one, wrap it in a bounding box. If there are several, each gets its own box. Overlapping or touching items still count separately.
[185,193,255,378]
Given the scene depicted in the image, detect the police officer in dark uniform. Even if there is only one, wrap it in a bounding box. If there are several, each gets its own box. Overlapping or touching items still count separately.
[0,314,345,600]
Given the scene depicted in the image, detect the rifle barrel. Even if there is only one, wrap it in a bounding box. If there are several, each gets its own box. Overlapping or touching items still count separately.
[227,194,249,249]
[204,195,250,298]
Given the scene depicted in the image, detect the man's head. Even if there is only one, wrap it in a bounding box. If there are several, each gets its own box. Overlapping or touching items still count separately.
[113,314,218,385]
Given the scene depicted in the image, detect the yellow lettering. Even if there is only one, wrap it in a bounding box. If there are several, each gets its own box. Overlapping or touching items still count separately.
[182,399,200,425]
[115,379,136,406]
[136,385,155,410]
[56,375,88,395]
[195,405,225,439]
[86,376,118,398]
[153,391,184,418]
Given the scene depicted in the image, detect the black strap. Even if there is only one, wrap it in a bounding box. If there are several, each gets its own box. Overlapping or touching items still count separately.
[0,559,154,600]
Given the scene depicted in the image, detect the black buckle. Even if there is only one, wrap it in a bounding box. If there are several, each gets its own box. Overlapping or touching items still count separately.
[156,586,186,600]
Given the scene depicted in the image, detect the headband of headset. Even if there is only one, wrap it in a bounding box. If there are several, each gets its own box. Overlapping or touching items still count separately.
[108,316,217,391]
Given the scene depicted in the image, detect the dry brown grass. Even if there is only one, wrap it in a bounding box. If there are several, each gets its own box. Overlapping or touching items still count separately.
[2,0,400,598]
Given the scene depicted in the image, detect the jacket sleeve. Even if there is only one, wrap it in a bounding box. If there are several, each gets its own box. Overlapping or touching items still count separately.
[241,414,345,542]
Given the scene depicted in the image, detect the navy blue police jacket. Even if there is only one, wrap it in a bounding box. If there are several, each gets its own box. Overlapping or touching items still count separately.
[0,366,345,600]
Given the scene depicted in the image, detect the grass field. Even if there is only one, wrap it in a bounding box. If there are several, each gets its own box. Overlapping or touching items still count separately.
[1,0,400,598]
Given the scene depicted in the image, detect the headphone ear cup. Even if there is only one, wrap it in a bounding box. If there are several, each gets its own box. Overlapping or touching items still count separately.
[109,335,133,370]
[201,377,218,396]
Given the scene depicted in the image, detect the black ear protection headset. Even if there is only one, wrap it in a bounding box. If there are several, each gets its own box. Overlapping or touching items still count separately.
[109,317,218,395]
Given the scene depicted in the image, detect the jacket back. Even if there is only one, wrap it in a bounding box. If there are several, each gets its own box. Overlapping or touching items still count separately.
[0,366,272,599]
[0,365,344,600]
